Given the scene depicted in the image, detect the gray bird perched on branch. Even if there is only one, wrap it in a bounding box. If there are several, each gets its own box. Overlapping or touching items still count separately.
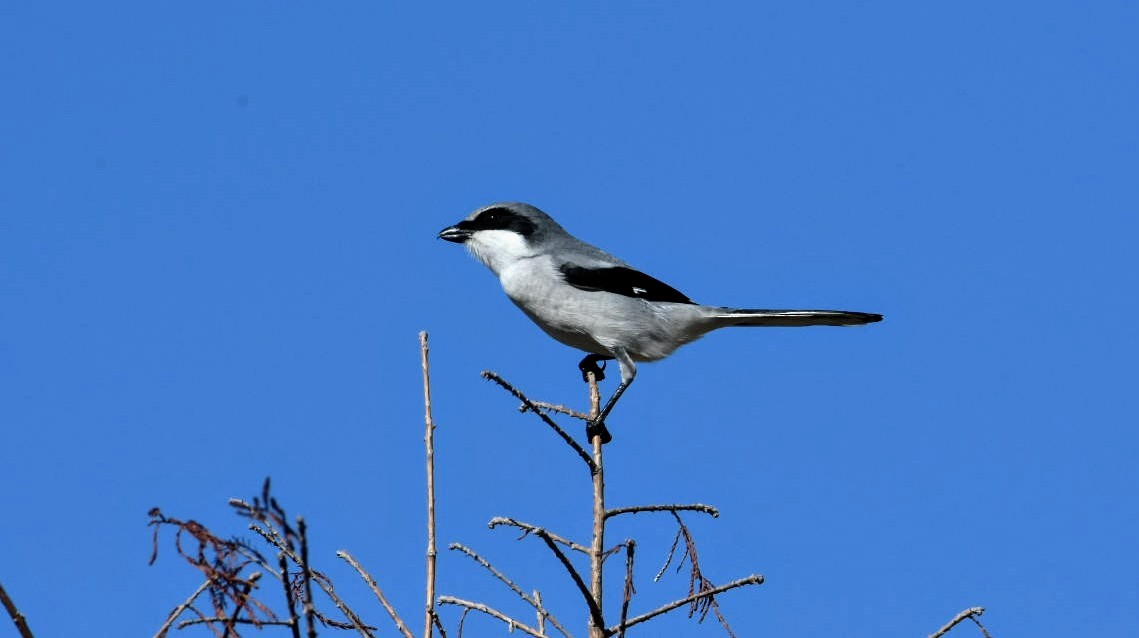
[439,202,882,443]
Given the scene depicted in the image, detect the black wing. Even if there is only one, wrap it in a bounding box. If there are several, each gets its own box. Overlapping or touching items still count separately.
[559,264,694,304]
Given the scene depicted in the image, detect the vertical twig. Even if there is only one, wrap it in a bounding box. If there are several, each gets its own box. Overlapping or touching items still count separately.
[421,332,439,638]
[534,591,545,636]
[431,613,449,638]
[618,541,636,638]
[222,572,260,637]
[588,373,605,638]
[279,553,302,638]
[298,518,317,638]
[619,537,637,638]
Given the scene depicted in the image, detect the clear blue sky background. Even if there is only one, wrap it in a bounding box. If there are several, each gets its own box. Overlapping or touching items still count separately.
[2,2,1136,637]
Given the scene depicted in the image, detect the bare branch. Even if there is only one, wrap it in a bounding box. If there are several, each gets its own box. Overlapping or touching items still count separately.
[610,575,764,634]
[605,504,719,521]
[481,371,597,472]
[929,607,988,638]
[447,544,534,604]
[0,582,34,638]
[437,596,547,638]
[533,529,605,632]
[422,332,439,638]
[488,517,589,554]
[338,550,415,638]
[521,401,591,420]
[248,524,375,637]
[153,579,211,638]
[449,544,570,638]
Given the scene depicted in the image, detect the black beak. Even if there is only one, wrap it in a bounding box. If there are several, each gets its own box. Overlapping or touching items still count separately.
[438,225,471,243]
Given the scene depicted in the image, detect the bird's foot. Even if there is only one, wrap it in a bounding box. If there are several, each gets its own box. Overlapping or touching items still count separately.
[578,354,609,383]
[586,418,613,444]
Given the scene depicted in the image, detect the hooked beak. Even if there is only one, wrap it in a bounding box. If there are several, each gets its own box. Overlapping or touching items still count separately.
[438,224,471,243]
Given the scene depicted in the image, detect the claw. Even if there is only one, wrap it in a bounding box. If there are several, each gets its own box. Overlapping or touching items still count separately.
[578,354,611,383]
[586,418,613,444]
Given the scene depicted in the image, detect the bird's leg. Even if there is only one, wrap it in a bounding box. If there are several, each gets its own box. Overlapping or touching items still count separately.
[578,353,612,383]
[586,349,635,445]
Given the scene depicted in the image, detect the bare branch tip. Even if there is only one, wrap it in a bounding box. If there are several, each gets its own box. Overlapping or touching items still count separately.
[929,606,988,638]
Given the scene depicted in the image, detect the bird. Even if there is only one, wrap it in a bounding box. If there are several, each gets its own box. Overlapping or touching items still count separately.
[438,202,882,443]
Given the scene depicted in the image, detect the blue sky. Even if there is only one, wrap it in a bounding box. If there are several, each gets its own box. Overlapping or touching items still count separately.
[2,2,1137,636]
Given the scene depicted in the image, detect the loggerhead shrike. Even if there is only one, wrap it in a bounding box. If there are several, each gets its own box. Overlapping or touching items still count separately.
[439,202,882,443]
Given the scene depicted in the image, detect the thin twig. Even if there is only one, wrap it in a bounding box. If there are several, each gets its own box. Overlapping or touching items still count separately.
[521,401,591,420]
[432,612,450,638]
[663,511,740,635]
[449,544,570,638]
[971,614,995,638]
[929,607,987,638]
[222,571,261,637]
[481,371,596,472]
[0,582,34,638]
[153,579,211,638]
[532,529,604,632]
[298,518,316,638]
[179,617,295,629]
[457,608,471,638]
[337,550,415,638]
[618,541,636,638]
[653,527,683,582]
[488,517,589,554]
[534,591,546,637]
[604,504,719,520]
[437,596,547,638]
[421,332,439,638]
[251,525,376,637]
[610,575,764,634]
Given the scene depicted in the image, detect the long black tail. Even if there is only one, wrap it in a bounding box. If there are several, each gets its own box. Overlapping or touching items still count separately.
[713,308,883,327]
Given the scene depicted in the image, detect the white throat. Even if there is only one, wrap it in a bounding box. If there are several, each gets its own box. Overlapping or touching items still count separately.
[466,230,535,275]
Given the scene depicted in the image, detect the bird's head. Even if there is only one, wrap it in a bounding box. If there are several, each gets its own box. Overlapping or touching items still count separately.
[438,202,563,274]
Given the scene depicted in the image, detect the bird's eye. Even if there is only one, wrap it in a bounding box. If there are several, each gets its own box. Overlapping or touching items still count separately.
[470,206,534,235]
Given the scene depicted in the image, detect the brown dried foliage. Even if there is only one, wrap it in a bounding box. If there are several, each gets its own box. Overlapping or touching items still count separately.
[149,478,370,637]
